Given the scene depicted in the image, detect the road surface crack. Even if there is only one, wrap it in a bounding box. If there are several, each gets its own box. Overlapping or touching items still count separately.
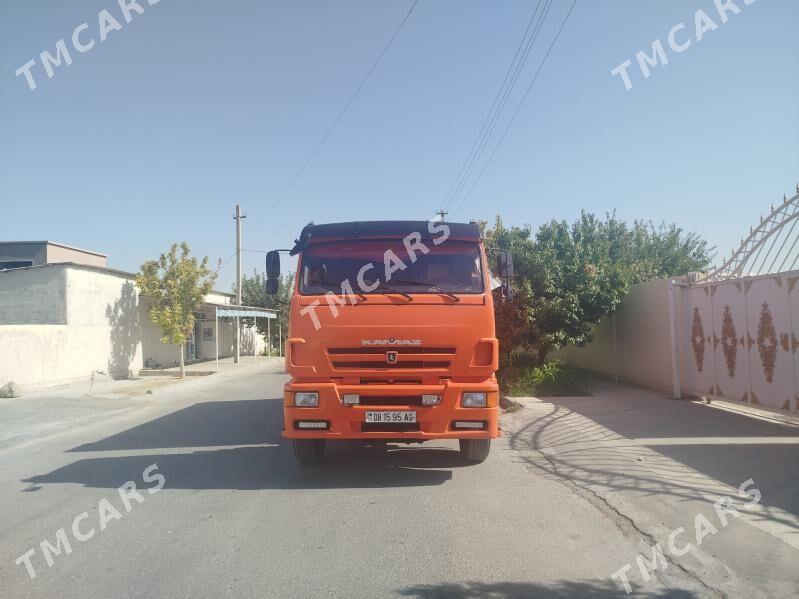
[506,420,727,598]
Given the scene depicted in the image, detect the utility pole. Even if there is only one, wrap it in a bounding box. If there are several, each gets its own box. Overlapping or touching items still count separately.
[234,204,246,364]
[436,209,448,222]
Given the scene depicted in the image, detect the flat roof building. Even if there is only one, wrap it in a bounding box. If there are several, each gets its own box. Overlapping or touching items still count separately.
[0,241,107,270]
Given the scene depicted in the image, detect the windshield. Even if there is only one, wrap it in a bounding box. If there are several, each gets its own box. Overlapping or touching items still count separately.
[299,239,484,295]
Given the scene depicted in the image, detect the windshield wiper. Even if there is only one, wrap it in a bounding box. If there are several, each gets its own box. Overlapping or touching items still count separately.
[318,281,367,302]
[373,281,413,302]
[391,278,460,302]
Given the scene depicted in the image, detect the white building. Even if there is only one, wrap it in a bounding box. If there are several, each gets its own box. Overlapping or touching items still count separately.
[0,244,276,388]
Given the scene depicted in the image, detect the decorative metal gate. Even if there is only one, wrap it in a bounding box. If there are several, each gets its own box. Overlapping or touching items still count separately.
[677,186,799,411]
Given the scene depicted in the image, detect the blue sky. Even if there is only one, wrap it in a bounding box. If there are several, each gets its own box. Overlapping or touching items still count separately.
[1,0,797,290]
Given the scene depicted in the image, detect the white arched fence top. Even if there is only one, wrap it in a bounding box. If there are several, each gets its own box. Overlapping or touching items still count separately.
[698,185,799,283]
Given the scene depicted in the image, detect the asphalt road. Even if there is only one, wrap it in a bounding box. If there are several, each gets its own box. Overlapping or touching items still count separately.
[0,363,765,598]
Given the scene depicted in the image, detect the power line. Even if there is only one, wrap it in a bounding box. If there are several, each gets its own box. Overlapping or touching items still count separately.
[242,217,296,241]
[245,211,295,235]
[451,0,577,218]
[263,0,418,218]
[445,1,551,213]
[441,0,549,213]
[216,252,237,274]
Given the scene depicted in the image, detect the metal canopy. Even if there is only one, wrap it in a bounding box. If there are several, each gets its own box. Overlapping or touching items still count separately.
[216,307,276,319]
[212,304,278,372]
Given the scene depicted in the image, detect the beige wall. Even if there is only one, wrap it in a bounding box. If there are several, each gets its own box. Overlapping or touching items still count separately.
[0,325,113,387]
[205,292,233,305]
[140,319,180,368]
[555,278,679,393]
[558,273,799,412]
[46,243,107,267]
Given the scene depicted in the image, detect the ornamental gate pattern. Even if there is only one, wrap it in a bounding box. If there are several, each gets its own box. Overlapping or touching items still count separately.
[680,185,799,411]
[680,274,799,411]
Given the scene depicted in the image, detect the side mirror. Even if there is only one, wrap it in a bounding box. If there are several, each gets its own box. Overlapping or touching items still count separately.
[265,251,280,295]
[265,278,279,295]
[495,250,514,301]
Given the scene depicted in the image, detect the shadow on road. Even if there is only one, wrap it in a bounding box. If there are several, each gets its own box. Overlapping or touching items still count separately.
[69,399,281,452]
[510,384,799,523]
[397,580,697,598]
[24,398,459,490]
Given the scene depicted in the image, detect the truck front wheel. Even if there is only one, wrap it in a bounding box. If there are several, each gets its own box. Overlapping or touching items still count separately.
[292,439,326,464]
[459,439,491,463]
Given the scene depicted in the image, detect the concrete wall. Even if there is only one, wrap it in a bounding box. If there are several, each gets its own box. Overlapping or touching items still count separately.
[66,268,144,377]
[554,278,680,393]
[0,266,68,325]
[0,264,265,387]
[0,325,113,387]
[0,265,144,384]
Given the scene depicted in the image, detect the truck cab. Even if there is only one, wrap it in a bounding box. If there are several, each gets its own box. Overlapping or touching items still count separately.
[266,220,508,464]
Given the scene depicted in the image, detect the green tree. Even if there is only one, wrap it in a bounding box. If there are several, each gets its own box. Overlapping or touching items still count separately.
[240,270,293,355]
[485,213,713,365]
[136,242,217,377]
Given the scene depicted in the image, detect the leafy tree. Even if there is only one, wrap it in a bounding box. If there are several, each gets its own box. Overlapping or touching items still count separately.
[240,270,293,354]
[485,213,713,366]
[136,242,217,377]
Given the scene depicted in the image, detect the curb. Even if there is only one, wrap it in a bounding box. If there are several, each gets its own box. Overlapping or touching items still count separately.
[692,397,799,428]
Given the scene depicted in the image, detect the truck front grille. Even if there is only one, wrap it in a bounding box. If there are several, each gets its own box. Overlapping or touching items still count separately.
[331,361,450,370]
[328,347,455,355]
[358,395,423,407]
[360,378,423,385]
[327,346,455,371]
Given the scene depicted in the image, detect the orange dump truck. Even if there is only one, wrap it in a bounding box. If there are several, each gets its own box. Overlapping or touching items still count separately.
[265,220,512,464]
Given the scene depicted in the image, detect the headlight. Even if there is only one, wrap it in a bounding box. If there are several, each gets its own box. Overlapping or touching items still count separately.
[294,392,319,407]
[462,392,487,408]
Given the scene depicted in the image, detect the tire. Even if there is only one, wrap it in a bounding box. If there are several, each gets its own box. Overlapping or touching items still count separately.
[293,439,326,464]
[459,439,491,463]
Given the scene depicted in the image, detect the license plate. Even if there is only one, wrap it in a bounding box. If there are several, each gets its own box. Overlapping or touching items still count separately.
[365,411,417,424]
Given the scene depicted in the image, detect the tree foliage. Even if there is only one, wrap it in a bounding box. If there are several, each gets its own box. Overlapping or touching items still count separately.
[485,212,714,365]
[136,242,217,376]
[240,270,293,353]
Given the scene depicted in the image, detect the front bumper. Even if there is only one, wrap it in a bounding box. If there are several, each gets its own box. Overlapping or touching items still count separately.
[282,380,500,440]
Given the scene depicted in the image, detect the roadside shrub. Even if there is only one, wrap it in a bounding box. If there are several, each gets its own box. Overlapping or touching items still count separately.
[501,360,591,397]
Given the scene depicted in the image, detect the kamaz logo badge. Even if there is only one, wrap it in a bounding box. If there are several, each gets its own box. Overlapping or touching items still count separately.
[361,338,422,346]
